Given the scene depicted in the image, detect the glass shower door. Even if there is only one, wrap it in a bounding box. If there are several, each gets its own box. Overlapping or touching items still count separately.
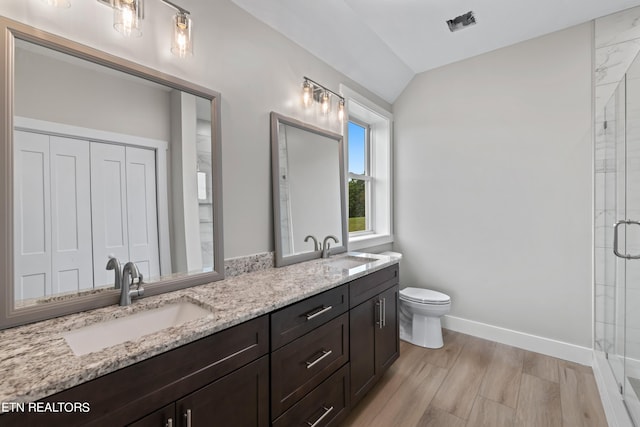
[623,55,640,423]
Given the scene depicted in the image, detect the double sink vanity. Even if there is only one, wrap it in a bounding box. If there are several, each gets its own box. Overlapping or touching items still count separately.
[0,14,400,427]
[0,253,400,426]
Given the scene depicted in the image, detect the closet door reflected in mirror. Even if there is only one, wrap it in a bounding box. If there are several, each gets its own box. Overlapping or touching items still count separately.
[0,17,223,328]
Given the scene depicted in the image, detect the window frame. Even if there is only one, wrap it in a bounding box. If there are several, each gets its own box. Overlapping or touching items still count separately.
[340,85,394,251]
[347,117,374,235]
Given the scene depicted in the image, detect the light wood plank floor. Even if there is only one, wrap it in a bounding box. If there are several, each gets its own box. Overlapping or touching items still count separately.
[343,329,608,427]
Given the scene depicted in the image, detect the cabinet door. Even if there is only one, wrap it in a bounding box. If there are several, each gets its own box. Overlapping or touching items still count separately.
[349,297,377,406]
[375,285,399,374]
[176,356,269,427]
[128,403,175,427]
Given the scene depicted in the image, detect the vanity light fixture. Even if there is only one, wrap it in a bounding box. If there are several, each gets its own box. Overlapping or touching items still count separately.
[301,77,345,121]
[96,0,193,57]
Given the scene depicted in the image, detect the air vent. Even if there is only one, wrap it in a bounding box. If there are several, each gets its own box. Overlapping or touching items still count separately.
[447,11,476,32]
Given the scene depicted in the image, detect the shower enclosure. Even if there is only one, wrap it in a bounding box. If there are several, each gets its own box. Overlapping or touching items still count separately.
[596,50,640,425]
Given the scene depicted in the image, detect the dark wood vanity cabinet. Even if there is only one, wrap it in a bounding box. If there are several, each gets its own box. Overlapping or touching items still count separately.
[129,356,269,427]
[2,264,400,427]
[270,285,350,426]
[349,267,400,406]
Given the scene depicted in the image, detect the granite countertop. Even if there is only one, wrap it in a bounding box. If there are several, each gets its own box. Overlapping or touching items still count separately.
[0,252,399,403]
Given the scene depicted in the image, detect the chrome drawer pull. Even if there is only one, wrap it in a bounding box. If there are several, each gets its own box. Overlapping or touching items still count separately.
[376,300,383,329]
[184,409,192,427]
[382,297,386,328]
[305,305,333,320]
[306,350,333,369]
[307,406,334,427]
[166,418,173,427]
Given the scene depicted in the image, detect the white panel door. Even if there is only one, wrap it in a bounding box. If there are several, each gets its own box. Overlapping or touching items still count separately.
[50,136,93,294]
[13,130,51,300]
[91,143,129,287]
[125,146,160,281]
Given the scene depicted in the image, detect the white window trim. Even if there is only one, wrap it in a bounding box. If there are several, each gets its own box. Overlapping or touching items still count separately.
[340,85,394,250]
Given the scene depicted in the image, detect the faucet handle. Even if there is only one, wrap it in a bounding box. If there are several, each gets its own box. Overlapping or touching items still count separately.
[134,273,144,298]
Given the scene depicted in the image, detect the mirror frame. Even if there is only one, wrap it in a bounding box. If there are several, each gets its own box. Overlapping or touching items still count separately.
[270,112,348,267]
[0,17,224,329]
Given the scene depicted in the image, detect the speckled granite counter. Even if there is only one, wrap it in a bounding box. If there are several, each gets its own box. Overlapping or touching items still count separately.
[0,252,399,404]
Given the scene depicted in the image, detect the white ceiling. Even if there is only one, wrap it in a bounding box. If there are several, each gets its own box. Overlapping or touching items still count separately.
[230,0,640,103]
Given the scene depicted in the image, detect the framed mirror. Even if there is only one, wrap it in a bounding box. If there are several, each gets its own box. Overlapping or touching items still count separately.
[0,17,224,329]
[270,112,348,267]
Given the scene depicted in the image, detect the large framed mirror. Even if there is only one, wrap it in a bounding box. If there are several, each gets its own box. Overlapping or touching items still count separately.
[271,112,348,267]
[0,17,224,329]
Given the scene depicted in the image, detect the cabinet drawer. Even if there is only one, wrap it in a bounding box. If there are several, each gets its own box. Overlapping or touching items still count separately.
[273,364,350,427]
[271,284,348,349]
[349,264,399,308]
[271,312,349,418]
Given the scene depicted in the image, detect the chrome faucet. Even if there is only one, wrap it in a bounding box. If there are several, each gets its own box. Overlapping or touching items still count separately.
[304,235,320,251]
[121,262,144,306]
[106,257,144,306]
[106,257,122,292]
[322,235,339,258]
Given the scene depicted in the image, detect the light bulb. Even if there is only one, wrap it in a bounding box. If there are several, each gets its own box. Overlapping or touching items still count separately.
[321,91,330,115]
[338,99,345,121]
[302,81,312,107]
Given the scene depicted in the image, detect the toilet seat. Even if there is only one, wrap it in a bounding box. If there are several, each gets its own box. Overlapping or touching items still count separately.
[400,287,450,305]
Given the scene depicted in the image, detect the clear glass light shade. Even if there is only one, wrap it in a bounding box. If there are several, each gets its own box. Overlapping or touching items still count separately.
[338,99,345,121]
[42,0,71,8]
[171,13,193,57]
[302,81,312,107]
[114,0,143,38]
[321,91,330,114]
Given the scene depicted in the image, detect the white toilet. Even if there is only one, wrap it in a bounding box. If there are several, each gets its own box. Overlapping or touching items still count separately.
[399,287,451,349]
[380,251,451,349]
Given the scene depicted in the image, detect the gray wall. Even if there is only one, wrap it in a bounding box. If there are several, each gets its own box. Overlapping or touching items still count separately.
[0,0,390,258]
[393,23,593,347]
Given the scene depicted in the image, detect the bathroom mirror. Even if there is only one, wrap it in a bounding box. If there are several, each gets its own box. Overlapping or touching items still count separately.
[271,112,348,267]
[0,17,223,329]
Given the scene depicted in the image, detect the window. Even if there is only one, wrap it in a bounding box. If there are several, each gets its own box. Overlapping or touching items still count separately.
[348,119,371,233]
[341,85,393,250]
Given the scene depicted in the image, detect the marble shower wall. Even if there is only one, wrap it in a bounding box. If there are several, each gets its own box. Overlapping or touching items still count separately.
[594,6,640,355]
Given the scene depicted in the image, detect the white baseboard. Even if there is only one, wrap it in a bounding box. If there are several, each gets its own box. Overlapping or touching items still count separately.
[442,315,593,365]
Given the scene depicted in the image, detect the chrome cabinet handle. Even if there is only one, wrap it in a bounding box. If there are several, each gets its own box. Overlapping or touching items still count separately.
[166,418,173,427]
[306,350,332,369]
[382,298,386,328]
[306,305,333,320]
[307,406,334,427]
[184,409,192,427]
[376,299,383,329]
[614,220,640,259]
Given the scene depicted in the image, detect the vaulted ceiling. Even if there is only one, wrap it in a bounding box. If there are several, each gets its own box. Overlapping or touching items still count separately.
[231,0,640,103]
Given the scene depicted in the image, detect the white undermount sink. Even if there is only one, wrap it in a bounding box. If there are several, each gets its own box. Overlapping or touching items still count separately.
[63,301,212,356]
[325,255,379,270]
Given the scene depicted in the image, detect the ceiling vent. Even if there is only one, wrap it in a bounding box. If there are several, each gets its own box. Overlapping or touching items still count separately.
[447,11,476,32]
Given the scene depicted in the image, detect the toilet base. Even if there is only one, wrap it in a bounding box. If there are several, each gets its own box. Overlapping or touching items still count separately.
[411,314,444,349]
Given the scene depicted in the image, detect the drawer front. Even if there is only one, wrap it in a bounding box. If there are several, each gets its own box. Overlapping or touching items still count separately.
[349,264,399,308]
[271,312,349,418]
[273,364,350,427]
[271,284,348,350]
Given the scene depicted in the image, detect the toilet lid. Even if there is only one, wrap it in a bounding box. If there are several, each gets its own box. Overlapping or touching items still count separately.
[400,287,450,304]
